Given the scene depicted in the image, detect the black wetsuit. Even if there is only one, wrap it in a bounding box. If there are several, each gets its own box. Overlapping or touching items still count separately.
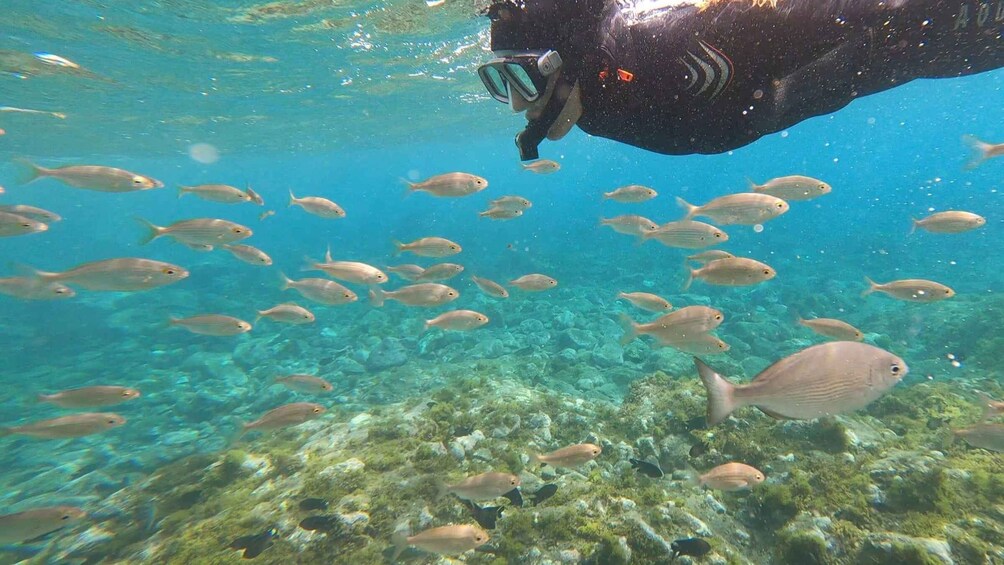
[489,0,1004,156]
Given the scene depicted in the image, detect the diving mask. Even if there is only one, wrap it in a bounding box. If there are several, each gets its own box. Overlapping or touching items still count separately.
[478,50,563,104]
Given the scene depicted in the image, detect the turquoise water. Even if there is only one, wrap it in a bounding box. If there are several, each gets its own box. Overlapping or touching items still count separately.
[1,2,1002,564]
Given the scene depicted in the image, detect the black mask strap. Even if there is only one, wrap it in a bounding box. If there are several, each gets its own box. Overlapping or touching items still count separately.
[515,73,575,161]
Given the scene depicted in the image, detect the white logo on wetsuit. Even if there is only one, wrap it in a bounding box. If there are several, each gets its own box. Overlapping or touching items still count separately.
[679,41,733,101]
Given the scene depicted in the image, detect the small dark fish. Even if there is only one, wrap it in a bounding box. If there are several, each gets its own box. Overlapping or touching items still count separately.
[464,500,504,530]
[671,537,711,560]
[689,441,709,458]
[228,527,277,559]
[528,484,558,506]
[298,498,328,512]
[629,458,664,478]
[298,515,341,533]
[502,487,523,508]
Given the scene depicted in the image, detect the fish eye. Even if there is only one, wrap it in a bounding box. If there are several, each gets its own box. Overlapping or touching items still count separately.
[107,419,117,424]
[776,202,784,208]
[944,289,951,294]
[891,364,901,374]
[61,514,71,521]
[343,293,352,298]
[312,407,322,413]
[164,269,176,275]
[714,233,721,238]
[763,269,771,275]
[476,535,485,542]
[122,391,131,397]
[131,177,144,185]
[714,314,723,320]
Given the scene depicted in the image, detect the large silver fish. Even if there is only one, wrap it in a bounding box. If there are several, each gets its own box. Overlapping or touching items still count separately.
[696,341,907,425]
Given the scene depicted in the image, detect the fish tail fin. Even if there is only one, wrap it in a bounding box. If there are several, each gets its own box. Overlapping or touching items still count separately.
[422,319,433,333]
[681,466,702,487]
[177,186,189,199]
[254,313,263,323]
[37,394,52,404]
[695,357,739,426]
[977,393,994,421]
[601,192,612,200]
[962,135,989,170]
[391,240,404,257]
[135,217,165,245]
[745,177,759,191]
[14,158,48,185]
[287,189,297,207]
[399,178,417,197]
[529,453,543,466]
[617,313,639,346]
[369,288,386,307]
[681,266,696,292]
[246,185,263,205]
[433,480,449,501]
[861,276,878,297]
[279,272,293,291]
[301,255,319,273]
[324,245,334,263]
[390,525,411,562]
[12,263,56,282]
[909,218,919,235]
[676,196,698,220]
[0,427,10,437]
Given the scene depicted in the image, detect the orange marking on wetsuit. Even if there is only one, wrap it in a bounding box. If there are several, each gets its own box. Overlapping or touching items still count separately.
[617,69,634,82]
[599,70,609,80]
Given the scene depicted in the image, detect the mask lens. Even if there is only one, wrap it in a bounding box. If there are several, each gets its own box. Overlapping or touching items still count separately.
[504,62,538,99]
[480,65,508,102]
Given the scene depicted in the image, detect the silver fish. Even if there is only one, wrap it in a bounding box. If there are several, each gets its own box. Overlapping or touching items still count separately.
[677,193,788,225]
[0,277,74,300]
[0,507,87,544]
[862,277,954,303]
[178,184,252,203]
[256,303,315,325]
[0,413,126,439]
[0,211,48,237]
[241,402,325,435]
[442,472,520,500]
[281,274,357,305]
[470,275,509,298]
[38,386,140,408]
[642,220,728,249]
[425,310,489,331]
[531,443,602,468]
[27,258,188,291]
[369,283,458,307]
[0,204,61,223]
[405,172,488,197]
[169,315,252,336]
[221,244,272,266]
[910,211,986,234]
[274,375,333,394]
[748,175,831,201]
[138,218,251,247]
[798,318,864,341]
[22,161,162,192]
[696,341,907,425]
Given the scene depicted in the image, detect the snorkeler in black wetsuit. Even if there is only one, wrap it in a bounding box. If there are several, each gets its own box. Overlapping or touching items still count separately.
[476,0,1004,160]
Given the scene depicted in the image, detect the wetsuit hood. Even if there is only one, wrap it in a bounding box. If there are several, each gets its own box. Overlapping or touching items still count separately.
[486,0,606,56]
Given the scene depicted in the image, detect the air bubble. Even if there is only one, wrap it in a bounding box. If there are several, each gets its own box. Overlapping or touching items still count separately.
[188,143,219,164]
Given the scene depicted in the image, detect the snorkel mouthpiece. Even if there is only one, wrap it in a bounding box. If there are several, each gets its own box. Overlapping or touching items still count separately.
[516,128,543,161]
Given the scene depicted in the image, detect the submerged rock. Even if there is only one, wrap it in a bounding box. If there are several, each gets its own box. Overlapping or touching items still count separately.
[366,338,408,370]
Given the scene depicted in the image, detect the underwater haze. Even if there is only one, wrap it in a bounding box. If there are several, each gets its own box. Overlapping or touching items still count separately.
[1,1,1002,564]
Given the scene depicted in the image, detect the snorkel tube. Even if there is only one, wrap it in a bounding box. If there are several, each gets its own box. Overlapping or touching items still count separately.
[515,73,577,160]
